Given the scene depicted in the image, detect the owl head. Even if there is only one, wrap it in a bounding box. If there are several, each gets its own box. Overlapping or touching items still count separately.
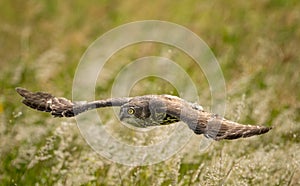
[119,99,151,128]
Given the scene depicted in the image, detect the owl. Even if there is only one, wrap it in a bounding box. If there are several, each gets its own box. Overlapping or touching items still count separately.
[16,87,271,141]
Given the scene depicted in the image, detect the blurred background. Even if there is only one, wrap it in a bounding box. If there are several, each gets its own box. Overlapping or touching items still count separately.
[1,0,299,185]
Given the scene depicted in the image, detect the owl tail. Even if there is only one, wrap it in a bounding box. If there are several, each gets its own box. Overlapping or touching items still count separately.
[201,119,271,141]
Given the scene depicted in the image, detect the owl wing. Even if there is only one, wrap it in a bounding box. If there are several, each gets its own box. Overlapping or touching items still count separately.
[196,117,272,141]
[16,87,130,117]
[157,95,272,141]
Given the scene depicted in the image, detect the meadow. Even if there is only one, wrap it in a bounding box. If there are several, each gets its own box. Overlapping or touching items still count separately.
[1,0,299,185]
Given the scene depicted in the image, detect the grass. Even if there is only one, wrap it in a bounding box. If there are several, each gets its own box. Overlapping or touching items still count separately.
[1,0,300,185]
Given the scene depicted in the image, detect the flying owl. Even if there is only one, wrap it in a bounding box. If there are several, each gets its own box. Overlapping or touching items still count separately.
[16,87,271,141]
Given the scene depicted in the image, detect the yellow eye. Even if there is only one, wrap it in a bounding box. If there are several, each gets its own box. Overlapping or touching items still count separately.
[127,108,135,115]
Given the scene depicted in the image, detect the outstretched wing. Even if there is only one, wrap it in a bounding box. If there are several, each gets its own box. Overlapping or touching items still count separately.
[195,117,271,141]
[16,87,130,117]
[155,95,272,140]
[16,87,75,117]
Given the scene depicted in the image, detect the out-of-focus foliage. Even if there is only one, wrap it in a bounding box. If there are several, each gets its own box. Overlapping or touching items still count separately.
[1,0,299,185]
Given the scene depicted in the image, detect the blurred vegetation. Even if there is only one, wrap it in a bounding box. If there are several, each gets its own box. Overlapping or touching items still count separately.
[1,0,299,185]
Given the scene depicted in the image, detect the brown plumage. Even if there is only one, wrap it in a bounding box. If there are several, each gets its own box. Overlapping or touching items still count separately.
[16,87,271,141]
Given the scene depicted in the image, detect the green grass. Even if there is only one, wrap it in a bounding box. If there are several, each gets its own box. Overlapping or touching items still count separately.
[1,0,300,185]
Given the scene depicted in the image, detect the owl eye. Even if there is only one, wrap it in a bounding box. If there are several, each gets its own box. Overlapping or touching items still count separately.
[127,108,135,115]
